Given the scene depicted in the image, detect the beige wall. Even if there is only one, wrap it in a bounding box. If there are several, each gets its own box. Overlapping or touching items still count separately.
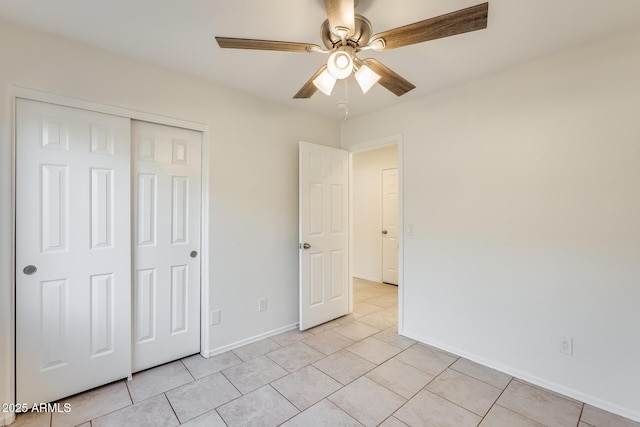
[0,20,340,425]
[341,26,640,420]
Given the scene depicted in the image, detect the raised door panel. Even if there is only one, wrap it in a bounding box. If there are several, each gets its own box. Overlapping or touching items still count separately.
[90,273,114,357]
[137,174,157,246]
[90,168,114,249]
[171,265,188,334]
[41,164,68,253]
[135,269,156,343]
[40,279,69,371]
[171,176,189,245]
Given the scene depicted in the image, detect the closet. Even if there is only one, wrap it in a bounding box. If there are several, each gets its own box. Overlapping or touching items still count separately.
[15,98,202,403]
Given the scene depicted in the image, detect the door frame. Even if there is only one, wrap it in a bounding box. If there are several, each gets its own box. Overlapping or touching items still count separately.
[347,134,404,333]
[8,86,211,413]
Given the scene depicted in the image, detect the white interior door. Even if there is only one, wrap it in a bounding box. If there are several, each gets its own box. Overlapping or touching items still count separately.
[382,168,398,285]
[299,141,349,330]
[132,121,201,372]
[16,98,132,404]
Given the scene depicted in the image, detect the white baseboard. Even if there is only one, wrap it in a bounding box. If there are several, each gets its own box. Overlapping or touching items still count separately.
[353,274,382,283]
[402,330,640,423]
[202,323,299,358]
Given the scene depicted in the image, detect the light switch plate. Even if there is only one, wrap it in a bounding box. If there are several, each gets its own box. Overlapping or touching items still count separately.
[405,224,414,236]
[210,310,221,325]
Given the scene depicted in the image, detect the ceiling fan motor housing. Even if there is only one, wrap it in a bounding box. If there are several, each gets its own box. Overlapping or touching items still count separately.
[321,14,372,50]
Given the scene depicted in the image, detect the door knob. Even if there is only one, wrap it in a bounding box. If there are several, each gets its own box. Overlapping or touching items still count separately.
[302,243,311,249]
[23,265,37,275]
[382,230,388,235]
[190,251,198,258]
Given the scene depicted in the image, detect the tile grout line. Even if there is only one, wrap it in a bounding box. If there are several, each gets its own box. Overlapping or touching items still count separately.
[179,359,196,382]
[394,357,508,422]
[484,378,562,426]
[163,392,181,426]
[576,402,586,427]
[267,383,302,425]
[477,376,515,425]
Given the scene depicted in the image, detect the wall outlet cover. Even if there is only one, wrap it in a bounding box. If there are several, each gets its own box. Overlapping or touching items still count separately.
[558,336,573,355]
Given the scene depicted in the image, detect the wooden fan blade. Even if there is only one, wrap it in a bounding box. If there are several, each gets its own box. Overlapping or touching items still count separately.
[293,65,328,99]
[325,0,356,37]
[216,37,321,53]
[370,2,488,50]
[361,58,416,96]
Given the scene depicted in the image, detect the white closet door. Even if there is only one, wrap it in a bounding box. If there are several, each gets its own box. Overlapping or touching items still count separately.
[132,121,201,372]
[16,98,132,404]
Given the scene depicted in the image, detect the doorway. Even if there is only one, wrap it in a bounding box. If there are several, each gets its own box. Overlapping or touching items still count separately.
[352,144,399,283]
[350,139,402,329]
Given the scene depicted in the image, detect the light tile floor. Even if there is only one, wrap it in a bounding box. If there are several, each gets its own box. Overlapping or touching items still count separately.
[11,278,640,427]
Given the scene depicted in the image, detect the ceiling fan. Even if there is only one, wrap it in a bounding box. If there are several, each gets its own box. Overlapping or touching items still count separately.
[215,1,488,99]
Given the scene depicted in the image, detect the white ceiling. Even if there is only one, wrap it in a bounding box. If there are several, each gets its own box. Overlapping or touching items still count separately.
[2,0,640,119]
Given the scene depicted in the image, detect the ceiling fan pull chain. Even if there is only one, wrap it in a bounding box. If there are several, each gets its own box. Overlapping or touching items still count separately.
[343,79,350,121]
[336,99,349,122]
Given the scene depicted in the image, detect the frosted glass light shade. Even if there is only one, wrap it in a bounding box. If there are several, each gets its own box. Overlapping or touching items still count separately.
[355,65,381,94]
[327,51,353,79]
[313,69,337,96]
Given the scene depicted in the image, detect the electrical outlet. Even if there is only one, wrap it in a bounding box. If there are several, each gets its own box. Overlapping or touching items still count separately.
[258,297,267,312]
[558,336,573,355]
[210,310,221,325]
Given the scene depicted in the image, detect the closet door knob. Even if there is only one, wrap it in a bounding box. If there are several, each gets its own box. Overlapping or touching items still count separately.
[23,265,37,275]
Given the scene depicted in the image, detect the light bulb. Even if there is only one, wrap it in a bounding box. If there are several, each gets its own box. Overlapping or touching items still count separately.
[327,51,353,79]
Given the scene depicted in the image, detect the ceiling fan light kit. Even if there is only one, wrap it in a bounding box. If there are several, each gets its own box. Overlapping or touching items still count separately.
[215,1,489,101]
[313,69,338,96]
[327,48,354,79]
[354,64,380,94]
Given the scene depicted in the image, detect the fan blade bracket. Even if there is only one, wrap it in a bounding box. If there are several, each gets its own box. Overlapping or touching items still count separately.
[360,38,386,51]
